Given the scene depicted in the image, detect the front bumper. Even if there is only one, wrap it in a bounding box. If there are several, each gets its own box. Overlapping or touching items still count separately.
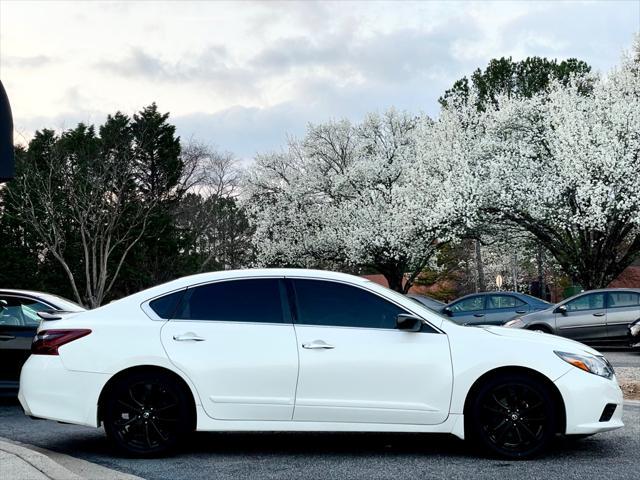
[554,367,624,435]
[19,355,109,427]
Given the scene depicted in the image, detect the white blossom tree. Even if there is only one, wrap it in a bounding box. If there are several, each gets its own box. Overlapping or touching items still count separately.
[245,110,477,292]
[479,44,640,289]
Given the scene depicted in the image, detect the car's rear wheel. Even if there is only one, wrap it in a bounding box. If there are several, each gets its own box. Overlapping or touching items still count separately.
[103,371,192,457]
[469,374,557,459]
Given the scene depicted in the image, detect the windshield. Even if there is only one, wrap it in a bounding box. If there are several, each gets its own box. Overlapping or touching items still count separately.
[362,281,450,325]
[38,294,85,312]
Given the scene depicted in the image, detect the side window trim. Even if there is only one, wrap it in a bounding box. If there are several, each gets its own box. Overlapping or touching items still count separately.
[286,276,440,334]
[565,293,605,312]
[451,295,485,313]
[161,277,290,325]
[606,291,640,309]
[488,295,524,310]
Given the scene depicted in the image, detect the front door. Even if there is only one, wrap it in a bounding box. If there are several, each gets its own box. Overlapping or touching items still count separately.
[290,278,452,425]
[555,293,608,343]
[484,294,530,325]
[160,278,299,421]
[447,295,487,325]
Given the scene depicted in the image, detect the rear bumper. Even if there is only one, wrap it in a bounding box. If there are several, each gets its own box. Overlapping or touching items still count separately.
[554,368,624,435]
[19,355,109,427]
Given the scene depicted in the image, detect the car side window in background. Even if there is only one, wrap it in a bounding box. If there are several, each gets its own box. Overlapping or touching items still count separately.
[18,298,50,326]
[607,292,640,308]
[149,290,185,319]
[293,279,407,329]
[565,293,605,312]
[487,295,526,310]
[0,296,23,326]
[175,279,286,323]
[0,296,47,327]
[450,296,484,313]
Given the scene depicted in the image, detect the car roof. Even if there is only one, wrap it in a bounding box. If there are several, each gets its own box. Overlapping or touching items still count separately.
[111,268,379,304]
[446,291,550,305]
[558,288,640,304]
[0,289,84,311]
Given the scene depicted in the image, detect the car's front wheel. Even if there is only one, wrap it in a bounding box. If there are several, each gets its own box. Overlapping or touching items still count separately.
[103,370,193,457]
[468,373,557,459]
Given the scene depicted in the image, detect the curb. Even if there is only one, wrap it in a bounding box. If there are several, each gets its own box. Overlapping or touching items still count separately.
[0,437,144,480]
[0,437,82,480]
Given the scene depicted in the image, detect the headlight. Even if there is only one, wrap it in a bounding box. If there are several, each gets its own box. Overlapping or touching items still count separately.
[555,351,614,380]
[504,318,524,328]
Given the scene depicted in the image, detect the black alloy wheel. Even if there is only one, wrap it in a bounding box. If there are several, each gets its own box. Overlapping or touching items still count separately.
[470,374,557,459]
[103,371,192,457]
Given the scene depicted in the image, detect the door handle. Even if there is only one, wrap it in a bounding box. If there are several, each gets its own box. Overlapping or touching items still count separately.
[593,313,605,317]
[173,333,206,342]
[302,340,335,350]
[0,335,16,341]
[473,313,485,317]
[515,310,527,314]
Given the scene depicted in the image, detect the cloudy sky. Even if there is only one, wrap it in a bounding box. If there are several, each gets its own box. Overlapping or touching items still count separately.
[1,1,638,159]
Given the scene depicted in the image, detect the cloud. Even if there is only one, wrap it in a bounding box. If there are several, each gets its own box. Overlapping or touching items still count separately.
[2,55,52,68]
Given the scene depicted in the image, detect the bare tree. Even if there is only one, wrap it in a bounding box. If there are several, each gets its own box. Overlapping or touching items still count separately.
[175,141,251,272]
[10,144,156,308]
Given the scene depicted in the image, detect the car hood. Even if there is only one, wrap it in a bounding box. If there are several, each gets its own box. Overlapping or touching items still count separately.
[480,325,601,356]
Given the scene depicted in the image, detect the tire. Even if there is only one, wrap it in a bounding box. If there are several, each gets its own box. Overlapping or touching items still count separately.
[468,373,557,459]
[103,370,193,457]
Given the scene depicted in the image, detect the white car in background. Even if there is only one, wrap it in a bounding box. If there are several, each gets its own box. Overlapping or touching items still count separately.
[19,269,623,459]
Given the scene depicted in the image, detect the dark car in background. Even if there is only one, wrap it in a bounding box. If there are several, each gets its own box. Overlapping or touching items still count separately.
[406,293,445,311]
[439,292,551,326]
[0,289,84,395]
[504,288,640,346]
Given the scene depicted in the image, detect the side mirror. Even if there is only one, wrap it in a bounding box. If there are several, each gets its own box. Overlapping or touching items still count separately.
[442,306,453,317]
[396,314,424,332]
[555,305,567,315]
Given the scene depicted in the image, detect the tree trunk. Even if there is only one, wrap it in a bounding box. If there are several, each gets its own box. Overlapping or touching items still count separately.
[383,272,405,293]
[475,239,485,292]
[536,243,545,300]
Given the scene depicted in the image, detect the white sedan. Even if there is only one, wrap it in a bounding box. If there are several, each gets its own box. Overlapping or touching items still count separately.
[19,269,623,458]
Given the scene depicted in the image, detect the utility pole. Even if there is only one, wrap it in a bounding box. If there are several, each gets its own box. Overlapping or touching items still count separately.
[0,80,14,183]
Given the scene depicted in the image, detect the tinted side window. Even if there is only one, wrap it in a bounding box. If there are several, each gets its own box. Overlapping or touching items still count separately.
[607,292,640,308]
[175,279,286,323]
[293,279,406,329]
[487,295,526,309]
[0,296,48,327]
[565,293,605,312]
[149,290,185,319]
[450,296,484,312]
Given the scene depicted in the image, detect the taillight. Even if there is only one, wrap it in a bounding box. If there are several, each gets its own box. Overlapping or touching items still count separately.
[31,329,91,355]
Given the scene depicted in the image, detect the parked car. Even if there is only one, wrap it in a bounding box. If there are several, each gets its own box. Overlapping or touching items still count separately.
[407,293,445,311]
[440,292,551,326]
[504,288,640,346]
[19,269,623,459]
[0,289,84,395]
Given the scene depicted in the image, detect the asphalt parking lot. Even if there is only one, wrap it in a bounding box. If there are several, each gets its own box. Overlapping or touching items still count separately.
[0,349,638,480]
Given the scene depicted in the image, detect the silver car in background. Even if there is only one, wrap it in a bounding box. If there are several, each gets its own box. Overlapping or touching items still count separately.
[504,288,640,346]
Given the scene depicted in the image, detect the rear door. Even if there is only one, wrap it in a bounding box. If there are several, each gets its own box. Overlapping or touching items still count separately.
[447,295,486,325]
[291,278,452,425]
[0,296,47,386]
[483,294,529,325]
[160,277,299,421]
[555,293,607,342]
[605,291,640,342]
